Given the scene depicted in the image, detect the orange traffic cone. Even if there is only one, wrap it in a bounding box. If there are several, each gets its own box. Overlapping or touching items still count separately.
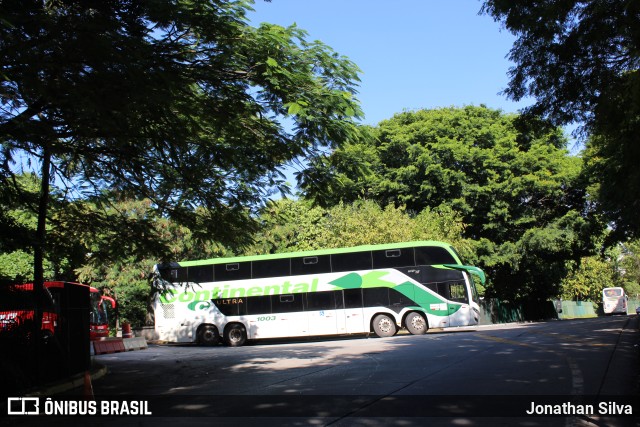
[122,322,133,339]
[83,370,94,400]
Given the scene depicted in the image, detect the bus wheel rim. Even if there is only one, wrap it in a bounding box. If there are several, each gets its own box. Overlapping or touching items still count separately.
[378,318,392,333]
[411,316,425,330]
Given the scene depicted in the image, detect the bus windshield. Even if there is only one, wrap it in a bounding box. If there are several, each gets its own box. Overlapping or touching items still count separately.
[603,288,622,298]
[602,287,627,315]
[89,288,116,339]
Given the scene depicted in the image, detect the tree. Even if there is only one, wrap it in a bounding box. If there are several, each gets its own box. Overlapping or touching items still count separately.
[299,106,599,302]
[0,250,55,284]
[561,256,620,303]
[582,78,640,241]
[0,173,75,283]
[244,198,327,254]
[616,240,640,299]
[1,0,362,296]
[72,197,234,327]
[247,198,470,255]
[481,0,640,239]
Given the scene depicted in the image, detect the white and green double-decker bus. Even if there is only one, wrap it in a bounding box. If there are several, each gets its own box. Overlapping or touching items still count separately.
[152,241,485,346]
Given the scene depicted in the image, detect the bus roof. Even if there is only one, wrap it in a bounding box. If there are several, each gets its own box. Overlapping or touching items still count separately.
[161,240,460,268]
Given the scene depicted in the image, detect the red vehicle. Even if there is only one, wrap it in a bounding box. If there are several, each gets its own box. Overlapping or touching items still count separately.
[0,283,58,338]
[89,285,116,340]
[0,281,116,341]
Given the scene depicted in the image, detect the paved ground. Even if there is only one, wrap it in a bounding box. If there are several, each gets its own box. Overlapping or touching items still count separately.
[5,316,639,427]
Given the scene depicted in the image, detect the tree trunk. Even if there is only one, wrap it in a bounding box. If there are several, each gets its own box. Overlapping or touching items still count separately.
[33,140,51,383]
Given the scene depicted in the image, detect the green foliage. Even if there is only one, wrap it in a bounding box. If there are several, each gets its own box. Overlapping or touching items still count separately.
[247,199,480,292]
[0,173,76,282]
[299,106,597,302]
[616,240,640,299]
[301,106,582,238]
[249,198,469,252]
[78,257,154,328]
[1,0,364,289]
[582,70,640,241]
[245,198,327,254]
[0,250,54,284]
[481,0,640,239]
[561,257,620,303]
[0,173,41,253]
[313,201,469,251]
[73,198,230,327]
[481,0,639,125]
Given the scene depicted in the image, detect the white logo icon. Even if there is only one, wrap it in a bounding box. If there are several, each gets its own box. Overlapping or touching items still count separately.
[7,397,40,415]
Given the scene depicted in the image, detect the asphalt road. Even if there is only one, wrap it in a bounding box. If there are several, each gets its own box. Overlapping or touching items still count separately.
[9,315,640,427]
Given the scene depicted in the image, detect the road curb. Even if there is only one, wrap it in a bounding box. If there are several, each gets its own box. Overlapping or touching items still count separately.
[26,363,108,397]
[92,337,148,355]
[598,314,640,395]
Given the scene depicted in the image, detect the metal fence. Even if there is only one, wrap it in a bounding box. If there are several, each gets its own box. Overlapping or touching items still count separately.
[478,297,639,325]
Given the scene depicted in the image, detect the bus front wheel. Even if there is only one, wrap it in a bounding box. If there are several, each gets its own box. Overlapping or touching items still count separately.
[224,324,247,347]
[197,325,220,346]
[405,312,427,335]
[372,314,396,338]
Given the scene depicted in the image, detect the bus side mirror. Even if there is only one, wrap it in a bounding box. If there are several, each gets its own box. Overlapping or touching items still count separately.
[103,296,117,309]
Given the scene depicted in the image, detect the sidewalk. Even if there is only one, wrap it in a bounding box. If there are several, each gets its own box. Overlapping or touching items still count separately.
[598,314,640,395]
[24,336,148,397]
[25,362,108,397]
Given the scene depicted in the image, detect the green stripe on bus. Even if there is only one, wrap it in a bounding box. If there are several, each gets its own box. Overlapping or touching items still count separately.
[329,271,457,317]
[176,240,459,267]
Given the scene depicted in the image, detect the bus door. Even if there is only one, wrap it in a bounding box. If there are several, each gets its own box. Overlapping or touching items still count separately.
[337,289,365,334]
[264,294,308,338]
[446,281,473,327]
[306,291,339,336]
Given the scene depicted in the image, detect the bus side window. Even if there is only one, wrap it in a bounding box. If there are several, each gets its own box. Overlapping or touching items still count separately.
[424,282,437,294]
[372,248,415,268]
[363,288,390,307]
[415,247,456,265]
[187,265,214,283]
[212,299,239,316]
[271,294,303,313]
[306,291,336,311]
[343,288,363,308]
[252,258,290,279]
[389,288,413,307]
[423,282,453,301]
[246,295,271,315]
[165,267,187,283]
[334,290,344,309]
[332,252,372,273]
[291,255,331,275]
[237,298,247,316]
[436,283,448,299]
[215,262,251,281]
[448,282,468,303]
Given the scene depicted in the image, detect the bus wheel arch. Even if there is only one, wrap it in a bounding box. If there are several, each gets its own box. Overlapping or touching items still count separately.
[371,313,397,338]
[196,324,220,346]
[404,311,428,335]
[223,323,247,347]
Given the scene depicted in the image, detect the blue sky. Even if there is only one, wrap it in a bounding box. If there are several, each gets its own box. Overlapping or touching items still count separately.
[248,0,531,127]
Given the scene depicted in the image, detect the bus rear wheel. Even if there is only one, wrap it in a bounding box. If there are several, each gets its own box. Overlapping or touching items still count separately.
[224,324,247,347]
[197,325,220,346]
[405,312,427,335]
[372,314,396,338]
